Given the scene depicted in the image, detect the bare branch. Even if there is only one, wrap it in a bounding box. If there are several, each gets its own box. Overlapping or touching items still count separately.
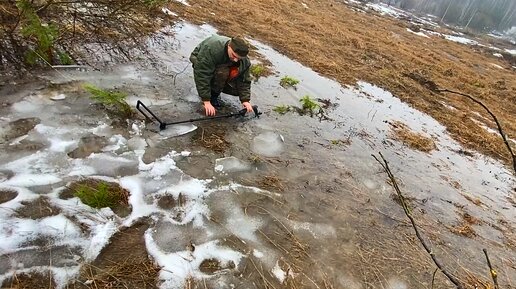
[372,152,464,289]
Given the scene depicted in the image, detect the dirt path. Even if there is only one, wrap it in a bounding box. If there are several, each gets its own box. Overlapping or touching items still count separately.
[167,0,516,168]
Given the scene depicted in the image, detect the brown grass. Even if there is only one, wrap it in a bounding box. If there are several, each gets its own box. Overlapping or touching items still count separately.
[388,120,437,152]
[0,189,17,204]
[1,272,55,289]
[168,0,516,167]
[195,128,229,153]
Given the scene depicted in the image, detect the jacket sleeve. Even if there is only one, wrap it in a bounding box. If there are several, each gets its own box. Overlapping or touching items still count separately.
[238,65,252,103]
[192,46,216,102]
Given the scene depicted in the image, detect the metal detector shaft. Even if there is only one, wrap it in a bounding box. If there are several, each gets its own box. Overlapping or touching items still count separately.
[136,100,261,131]
[163,109,247,126]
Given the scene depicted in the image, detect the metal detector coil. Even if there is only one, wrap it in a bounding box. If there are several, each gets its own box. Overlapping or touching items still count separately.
[136,100,261,131]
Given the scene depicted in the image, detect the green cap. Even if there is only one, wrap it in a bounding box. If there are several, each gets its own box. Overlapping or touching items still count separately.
[229,36,249,57]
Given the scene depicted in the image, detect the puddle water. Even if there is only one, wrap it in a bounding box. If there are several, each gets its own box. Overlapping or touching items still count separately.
[0,21,514,288]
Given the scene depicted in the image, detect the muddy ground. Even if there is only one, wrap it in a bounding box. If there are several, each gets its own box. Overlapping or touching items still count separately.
[0,1,515,289]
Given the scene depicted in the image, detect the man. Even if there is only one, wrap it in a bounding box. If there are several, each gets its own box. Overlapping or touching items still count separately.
[190,34,254,116]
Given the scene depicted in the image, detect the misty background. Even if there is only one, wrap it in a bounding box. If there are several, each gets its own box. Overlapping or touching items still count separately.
[368,0,516,39]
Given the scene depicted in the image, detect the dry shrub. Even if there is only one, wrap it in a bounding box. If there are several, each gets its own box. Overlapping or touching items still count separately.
[388,120,437,152]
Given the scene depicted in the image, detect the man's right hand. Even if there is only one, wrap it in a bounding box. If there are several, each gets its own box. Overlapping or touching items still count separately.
[203,101,216,116]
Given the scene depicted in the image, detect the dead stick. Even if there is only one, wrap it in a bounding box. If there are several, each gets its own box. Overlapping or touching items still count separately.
[438,88,516,175]
[372,152,464,289]
[482,248,499,289]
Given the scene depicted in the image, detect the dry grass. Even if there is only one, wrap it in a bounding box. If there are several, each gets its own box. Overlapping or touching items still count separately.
[16,197,61,219]
[0,189,17,204]
[388,120,437,152]
[195,128,229,153]
[257,175,285,192]
[168,0,516,167]
[1,272,55,289]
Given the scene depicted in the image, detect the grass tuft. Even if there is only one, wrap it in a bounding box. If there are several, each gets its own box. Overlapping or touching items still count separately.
[72,179,129,209]
[280,76,300,88]
[84,84,133,117]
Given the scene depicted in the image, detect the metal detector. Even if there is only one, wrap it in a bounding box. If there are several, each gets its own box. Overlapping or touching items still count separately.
[136,100,262,131]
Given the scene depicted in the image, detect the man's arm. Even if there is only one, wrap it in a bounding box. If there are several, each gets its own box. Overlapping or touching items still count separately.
[192,46,216,102]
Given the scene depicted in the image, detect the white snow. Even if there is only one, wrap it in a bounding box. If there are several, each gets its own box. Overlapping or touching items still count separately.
[406,28,429,38]
[301,2,308,9]
[505,49,516,55]
[493,53,503,58]
[1,174,61,187]
[145,234,243,288]
[174,0,190,6]
[83,221,118,260]
[443,34,478,45]
[161,7,178,16]
[253,249,264,258]
[272,261,287,283]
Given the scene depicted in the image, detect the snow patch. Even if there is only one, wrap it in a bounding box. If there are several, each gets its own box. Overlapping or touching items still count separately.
[145,234,243,288]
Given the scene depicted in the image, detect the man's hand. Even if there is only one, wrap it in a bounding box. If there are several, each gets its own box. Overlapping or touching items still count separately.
[242,102,253,113]
[204,101,216,116]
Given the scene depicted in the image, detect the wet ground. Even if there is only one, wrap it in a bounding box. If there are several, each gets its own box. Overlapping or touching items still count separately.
[0,22,515,289]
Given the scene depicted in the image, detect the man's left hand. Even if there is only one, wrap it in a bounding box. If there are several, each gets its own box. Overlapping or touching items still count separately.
[242,102,253,113]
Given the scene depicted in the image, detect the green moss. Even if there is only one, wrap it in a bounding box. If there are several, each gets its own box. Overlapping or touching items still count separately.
[74,181,124,209]
[84,84,132,117]
[280,76,300,88]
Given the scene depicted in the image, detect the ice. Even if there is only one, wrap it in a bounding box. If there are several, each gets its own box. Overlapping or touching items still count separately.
[50,94,66,101]
[224,205,263,242]
[83,221,118,260]
[127,136,147,150]
[145,233,243,288]
[12,100,41,113]
[253,249,264,258]
[102,134,127,152]
[149,154,177,180]
[158,124,198,138]
[120,176,157,225]
[387,278,408,289]
[214,156,251,173]
[49,138,77,152]
[272,261,287,283]
[1,174,61,187]
[251,131,284,157]
[0,215,82,253]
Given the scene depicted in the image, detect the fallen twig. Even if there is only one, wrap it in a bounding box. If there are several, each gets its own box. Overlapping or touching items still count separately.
[482,248,499,289]
[372,152,464,289]
[437,88,516,175]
